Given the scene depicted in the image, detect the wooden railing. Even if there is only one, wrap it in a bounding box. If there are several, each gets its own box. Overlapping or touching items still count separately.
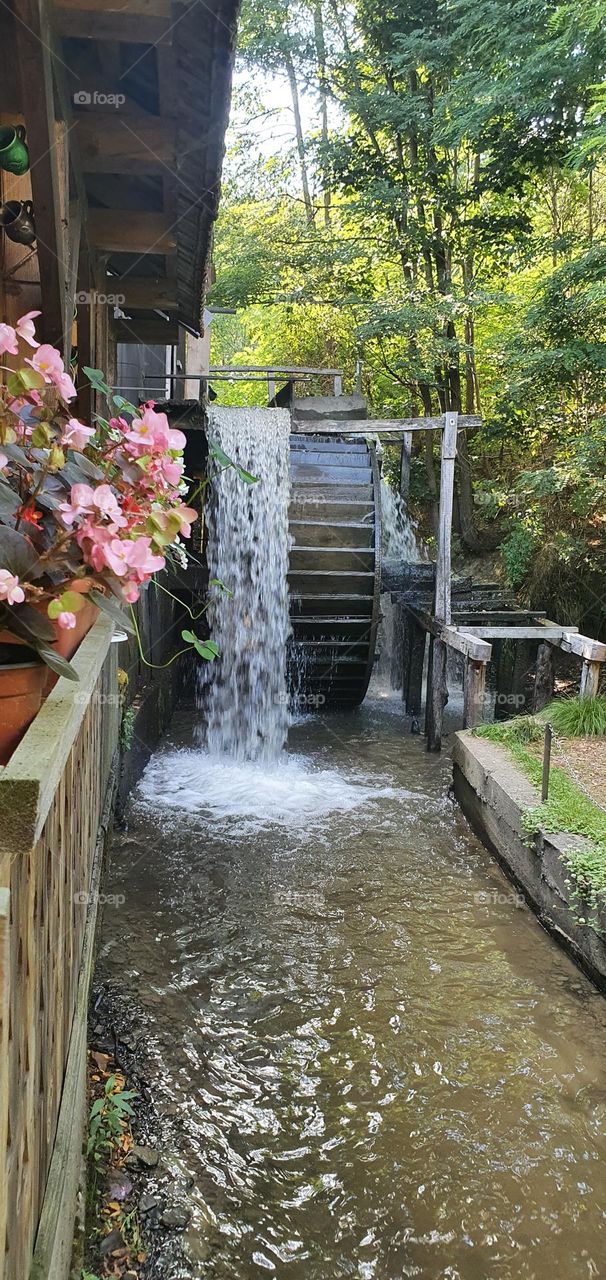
[0,616,120,1280]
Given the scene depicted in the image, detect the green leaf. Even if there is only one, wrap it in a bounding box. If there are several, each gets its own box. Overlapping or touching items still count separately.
[209,440,234,468]
[1,602,55,643]
[83,366,111,397]
[209,577,233,596]
[89,590,135,633]
[34,644,80,681]
[181,628,197,644]
[193,639,219,660]
[111,394,138,415]
[0,528,42,578]
[236,466,259,485]
[0,483,21,521]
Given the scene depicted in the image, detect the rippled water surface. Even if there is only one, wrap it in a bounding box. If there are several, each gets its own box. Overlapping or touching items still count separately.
[99,699,606,1278]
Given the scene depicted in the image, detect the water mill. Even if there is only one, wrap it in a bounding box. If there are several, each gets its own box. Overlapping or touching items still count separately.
[1,3,605,1278]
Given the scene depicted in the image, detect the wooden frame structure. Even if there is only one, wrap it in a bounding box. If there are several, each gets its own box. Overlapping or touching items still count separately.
[0,0,239,408]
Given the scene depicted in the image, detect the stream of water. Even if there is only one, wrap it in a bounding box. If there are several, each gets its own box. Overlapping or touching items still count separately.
[97,420,606,1277]
[100,704,606,1279]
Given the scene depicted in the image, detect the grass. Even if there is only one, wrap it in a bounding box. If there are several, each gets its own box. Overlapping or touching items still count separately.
[541,694,606,737]
[474,715,606,919]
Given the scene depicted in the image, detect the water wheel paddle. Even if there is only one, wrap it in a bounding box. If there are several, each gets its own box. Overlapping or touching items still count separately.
[288,434,381,708]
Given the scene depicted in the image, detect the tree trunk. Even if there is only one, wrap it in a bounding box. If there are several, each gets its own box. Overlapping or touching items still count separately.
[313,1,331,228]
[285,51,315,224]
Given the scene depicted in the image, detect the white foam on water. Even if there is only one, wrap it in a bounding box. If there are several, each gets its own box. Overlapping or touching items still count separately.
[137,750,415,831]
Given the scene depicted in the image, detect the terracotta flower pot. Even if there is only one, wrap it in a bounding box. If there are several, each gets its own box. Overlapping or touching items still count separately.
[0,579,98,663]
[0,659,46,765]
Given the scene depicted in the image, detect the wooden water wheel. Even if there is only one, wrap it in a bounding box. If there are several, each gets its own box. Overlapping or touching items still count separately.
[287,434,382,708]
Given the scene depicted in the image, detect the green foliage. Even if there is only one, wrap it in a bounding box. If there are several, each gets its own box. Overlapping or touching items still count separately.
[501,528,537,589]
[543,695,606,736]
[475,716,606,916]
[87,1075,137,1165]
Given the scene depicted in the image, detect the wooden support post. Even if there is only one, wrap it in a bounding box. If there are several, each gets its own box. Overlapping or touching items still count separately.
[427,411,458,751]
[334,373,343,396]
[399,430,412,501]
[532,642,555,712]
[405,617,426,717]
[268,374,276,402]
[463,658,487,728]
[426,634,448,751]
[580,659,601,700]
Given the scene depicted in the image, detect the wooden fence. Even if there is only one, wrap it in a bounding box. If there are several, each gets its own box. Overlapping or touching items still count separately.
[0,616,120,1280]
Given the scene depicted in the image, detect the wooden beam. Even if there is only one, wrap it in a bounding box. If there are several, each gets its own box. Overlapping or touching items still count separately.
[464,658,487,729]
[75,114,175,174]
[114,316,178,344]
[295,415,482,436]
[465,626,577,640]
[59,0,170,13]
[15,0,67,349]
[580,660,601,699]
[118,278,177,309]
[55,8,171,40]
[558,632,606,662]
[533,642,555,712]
[88,211,176,254]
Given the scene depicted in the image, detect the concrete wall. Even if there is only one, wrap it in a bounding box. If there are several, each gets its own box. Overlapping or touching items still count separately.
[453,731,606,992]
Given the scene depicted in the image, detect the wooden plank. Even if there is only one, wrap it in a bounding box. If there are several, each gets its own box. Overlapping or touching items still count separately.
[75,114,175,174]
[464,658,487,729]
[15,0,66,348]
[295,416,481,436]
[580,660,601,699]
[465,625,577,640]
[119,278,177,309]
[59,0,170,12]
[399,431,412,500]
[114,316,178,344]
[558,632,606,662]
[88,210,176,254]
[442,626,492,662]
[405,618,426,718]
[55,8,170,40]
[533,642,555,712]
[435,411,458,626]
[426,635,447,752]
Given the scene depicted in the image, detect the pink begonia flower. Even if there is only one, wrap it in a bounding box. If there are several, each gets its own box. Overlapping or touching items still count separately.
[25,345,77,400]
[16,310,40,348]
[56,370,77,401]
[122,581,140,603]
[61,418,95,450]
[77,523,112,572]
[92,484,126,527]
[161,456,183,487]
[0,324,18,356]
[57,611,77,630]
[0,570,25,605]
[26,342,64,382]
[0,451,8,471]
[125,537,165,579]
[59,482,95,525]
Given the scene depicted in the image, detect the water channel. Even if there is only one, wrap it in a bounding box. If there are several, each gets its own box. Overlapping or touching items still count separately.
[99,696,606,1279]
[97,409,606,1277]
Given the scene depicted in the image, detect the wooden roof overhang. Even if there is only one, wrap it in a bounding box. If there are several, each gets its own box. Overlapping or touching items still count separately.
[0,0,239,348]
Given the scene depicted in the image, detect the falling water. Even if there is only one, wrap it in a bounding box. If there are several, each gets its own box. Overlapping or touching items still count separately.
[380,478,427,563]
[197,406,291,761]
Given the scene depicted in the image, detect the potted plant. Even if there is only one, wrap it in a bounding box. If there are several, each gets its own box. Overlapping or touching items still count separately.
[0,311,201,761]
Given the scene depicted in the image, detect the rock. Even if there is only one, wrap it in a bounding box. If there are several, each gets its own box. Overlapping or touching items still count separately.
[159,1101,179,1118]
[161,1206,191,1229]
[125,1144,159,1169]
[107,1173,132,1201]
[100,1227,125,1256]
[139,1193,159,1214]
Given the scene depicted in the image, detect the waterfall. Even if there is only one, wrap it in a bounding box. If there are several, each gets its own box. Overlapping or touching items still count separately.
[380,479,427,564]
[374,480,427,695]
[197,407,291,761]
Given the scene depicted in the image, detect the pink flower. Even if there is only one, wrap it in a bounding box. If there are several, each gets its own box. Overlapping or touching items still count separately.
[0,570,25,605]
[173,504,197,537]
[0,451,8,471]
[57,611,77,630]
[122,581,140,603]
[56,370,77,401]
[26,342,64,383]
[92,484,126,527]
[125,537,165,579]
[61,418,95,450]
[59,483,95,525]
[161,456,183,486]
[16,310,40,348]
[0,324,18,356]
